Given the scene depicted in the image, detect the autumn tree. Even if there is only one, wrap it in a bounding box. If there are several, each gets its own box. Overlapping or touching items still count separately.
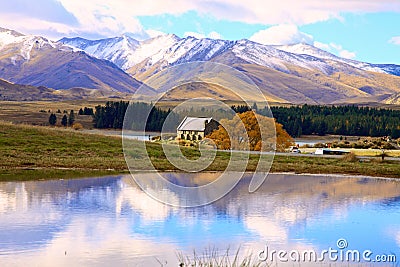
[206,125,230,150]
[206,111,294,152]
[275,122,295,152]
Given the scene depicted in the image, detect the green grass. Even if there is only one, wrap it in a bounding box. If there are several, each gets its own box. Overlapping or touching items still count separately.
[175,247,263,267]
[0,121,128,180]
[0,121,399,181]
[301,147,400,157]
[271,155,400,177]
[0,168,125,181]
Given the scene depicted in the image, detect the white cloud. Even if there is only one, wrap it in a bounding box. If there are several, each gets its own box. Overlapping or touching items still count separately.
[315,41,356,59]
[249,24,313,45]
[249,24,356,59]
[396,231,400,247]
[184,31,223,39]
[208,31,222,40]
[184,31,206,39]
[313,41,331,51]
[389,36,400,45]
[0,13,78,39]
[2,0,400,39]
[203,0,400,25]
[338,49,356,59]
[145,29,167,38]
[57,0,145,37]
[245,216,287,242]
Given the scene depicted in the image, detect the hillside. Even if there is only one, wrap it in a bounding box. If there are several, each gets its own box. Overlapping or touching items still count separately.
[0,28,143,94]
[0,79,66,101]
[1,121,399,181]
[61,33,400,104]
[1,27,399,104]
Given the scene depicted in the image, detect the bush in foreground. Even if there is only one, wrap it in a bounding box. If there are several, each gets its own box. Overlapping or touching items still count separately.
[341,152,358,162]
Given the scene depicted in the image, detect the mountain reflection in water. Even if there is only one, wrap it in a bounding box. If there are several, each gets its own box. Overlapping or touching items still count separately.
[0,173,399,266]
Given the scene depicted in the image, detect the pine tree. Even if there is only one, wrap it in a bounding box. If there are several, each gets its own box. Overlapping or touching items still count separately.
[49,113,57,126]
[61,115,68,127]
[68,110,75,126]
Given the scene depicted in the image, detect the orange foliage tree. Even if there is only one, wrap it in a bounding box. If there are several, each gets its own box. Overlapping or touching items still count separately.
[206,111,294,152]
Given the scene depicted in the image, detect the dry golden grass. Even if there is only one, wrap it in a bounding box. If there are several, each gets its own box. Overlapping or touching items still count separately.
[0,100,108,128]
[341,152,358,162]
[301,147,400,157]
[162,82,243,101]
[1,121,399,181]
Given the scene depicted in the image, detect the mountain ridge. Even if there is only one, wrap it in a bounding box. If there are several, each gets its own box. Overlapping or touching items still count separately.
[59,34,400,77]
[1,27,400,104]
[0,28,142,94]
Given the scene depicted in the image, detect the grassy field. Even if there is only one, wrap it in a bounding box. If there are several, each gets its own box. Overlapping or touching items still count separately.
[0,100,107,128]
[0,120,399,181]
[300,147,400,157]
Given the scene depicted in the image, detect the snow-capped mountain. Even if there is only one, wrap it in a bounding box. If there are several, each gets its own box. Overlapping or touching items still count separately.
[2,26,400,104]
[0,27,59,61]
[275,43,394,74]
[60,34,181,70]
[274,43,338,60]
[60,33,400,78]
[0,28,142,93]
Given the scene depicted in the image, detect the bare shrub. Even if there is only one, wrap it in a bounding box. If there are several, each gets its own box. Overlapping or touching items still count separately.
[72,122,83,130]
[342,152,358,162]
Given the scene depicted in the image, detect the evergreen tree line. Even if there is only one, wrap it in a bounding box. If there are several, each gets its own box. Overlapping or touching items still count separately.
[93,102,252,132]
[93,101,129,129]
[48,110,75,126]
[78,107,94,115]
[231,104,252,114]
[93,101,179,131]
[256,105,400,138]
[92,102,400,138]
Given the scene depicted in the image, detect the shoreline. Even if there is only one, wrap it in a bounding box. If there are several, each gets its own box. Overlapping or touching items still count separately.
[1,121,399,182]
[1,168,400,182]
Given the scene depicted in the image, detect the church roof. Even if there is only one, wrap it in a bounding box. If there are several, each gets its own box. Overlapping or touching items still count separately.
[177,117,213,131]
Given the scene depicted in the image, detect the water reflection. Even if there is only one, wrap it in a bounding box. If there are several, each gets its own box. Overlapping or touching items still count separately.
[0,173,399,266]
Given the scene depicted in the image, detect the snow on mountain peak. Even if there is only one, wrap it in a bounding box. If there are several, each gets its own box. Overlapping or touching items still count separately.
[274,43,390,74]
[0,28,25,47]
[275,43,338,60]
[0,28,57,61]
[58,32,400,77]
[0,27,24,38]
[59,33,182,70]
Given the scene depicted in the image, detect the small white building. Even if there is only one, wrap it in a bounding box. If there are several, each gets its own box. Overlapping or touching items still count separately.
[315,148,349,155]
[177,117,219,141]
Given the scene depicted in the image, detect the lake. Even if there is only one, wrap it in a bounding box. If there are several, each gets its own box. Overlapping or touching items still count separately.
[0,173,399,266]
[83,129,159,141]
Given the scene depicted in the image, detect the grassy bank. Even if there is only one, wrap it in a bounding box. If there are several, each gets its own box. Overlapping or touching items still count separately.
[0,121,127,180]
[0,121,399,181]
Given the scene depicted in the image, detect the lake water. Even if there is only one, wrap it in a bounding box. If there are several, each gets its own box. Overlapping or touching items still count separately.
[83,129,159,141]
[294,139,326,147]
[0,173,399,266]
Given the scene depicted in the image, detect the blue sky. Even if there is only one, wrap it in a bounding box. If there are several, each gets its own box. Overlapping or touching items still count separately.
[0,0,399,64]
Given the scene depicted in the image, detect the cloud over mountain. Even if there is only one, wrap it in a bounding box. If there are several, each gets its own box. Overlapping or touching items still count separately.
[389,36,400,45]
[249,25,313,45]
[1,0,399,39]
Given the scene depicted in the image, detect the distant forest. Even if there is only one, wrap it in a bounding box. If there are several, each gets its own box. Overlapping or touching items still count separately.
[91,101,400,138]
[264,105,400,138]
[93,101,177,131]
